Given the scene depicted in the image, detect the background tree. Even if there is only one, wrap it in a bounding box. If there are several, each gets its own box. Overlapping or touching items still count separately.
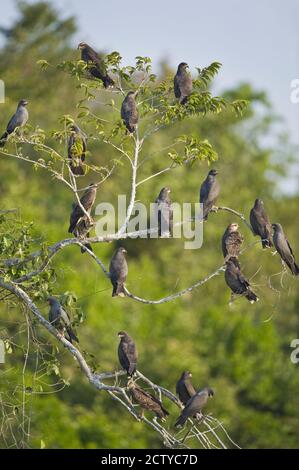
[0,1,299,449]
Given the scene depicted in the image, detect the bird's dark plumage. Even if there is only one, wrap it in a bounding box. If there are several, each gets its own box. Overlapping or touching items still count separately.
[118,331,137,376]
[225,257,259,303]
[250,199,272,248]
[199,169,220,220]
[78,42,114,88]
[109,247,128,297]
[68,124,86,176]
[174,62,193,105]
[222,223,243,259]
[0,99,29,147]
[272,223,299,275]
[121,91,138,134]
[47,297,79,343]
[74,215,93,254]
[155,187,173,237]
[128,380,169,420]
[176,371,196,405]
[175,387,214,428]
[68,184,97,234]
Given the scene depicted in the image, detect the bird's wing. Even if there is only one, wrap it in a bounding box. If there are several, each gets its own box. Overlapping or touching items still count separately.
[59,307,71,327]
[199,180,209,203]
[174,75,181,98]
[286,238,295,257]
[185,381,196,398]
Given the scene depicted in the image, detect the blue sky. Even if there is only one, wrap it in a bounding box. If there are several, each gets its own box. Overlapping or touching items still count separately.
[2,0,299,188]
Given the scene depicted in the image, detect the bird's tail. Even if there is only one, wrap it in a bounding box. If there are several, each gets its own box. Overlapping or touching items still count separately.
[175,413,187,428]
[126,124,136,134]
[70,163,85,176]
[0,132,8,147]
[66,327,79,344]
[262,238,273,249]
[128,364,137,377]
[112,282,126,297]
[103,76,115,88]
[246,289,259,303]
[180,96,189,105]
[80,239,93,254]
[292,262,299,276]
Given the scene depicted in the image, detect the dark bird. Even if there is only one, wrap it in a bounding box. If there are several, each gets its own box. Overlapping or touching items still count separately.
[272,223,299,275]
[176,371,196,405]
[250,198,273,248]
[155,187,173,237]
[68,184,97,234]
[74,215,93,254]
[109,247,128,297]
[78,42,114,88]
[175,388,214,428]
[222,223,243,260]
[118,331,137,376]
[174,62,193,105]
[47,297,79,343]
[68,124,86,176]
[121,91,138,134]
[0,99,29,147]
[225,257,259,303]
[128,380,169,420]
[199,169,220,220]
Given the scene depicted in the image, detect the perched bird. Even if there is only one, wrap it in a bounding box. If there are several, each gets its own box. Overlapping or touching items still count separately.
[74,215,93,254]
[199,169,220,220]
[68,184,97,234]
[155,187,173,237]
[78,42,114,88]
[272,223,299,275]
[121,91,138,134]
[118,331,137,376]
[109,247,128,297]
[225,257,259,303]
[175,388,214,428]
[47,297,79,343]
[176,371,196,405]
[0,99,29,147]
[128,380,169,420]
[250,198,272,248]
[222,223,243,260]
[68,124,86,176]
[174,62,193,105]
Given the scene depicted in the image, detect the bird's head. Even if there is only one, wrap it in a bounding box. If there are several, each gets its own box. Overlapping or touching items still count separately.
[208,169,218,177]
[182,370,192,379]
[228,222,239,232]
[77,42,88,50]
[127,90,138,98]
[118,247,127,255]
[47,296,57,306]
[254,198,263,207]
[158,187,171,199]
[19,99,28,107]
[118,331,127,339]
[272,223,282,231]
[178,62,189,71]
